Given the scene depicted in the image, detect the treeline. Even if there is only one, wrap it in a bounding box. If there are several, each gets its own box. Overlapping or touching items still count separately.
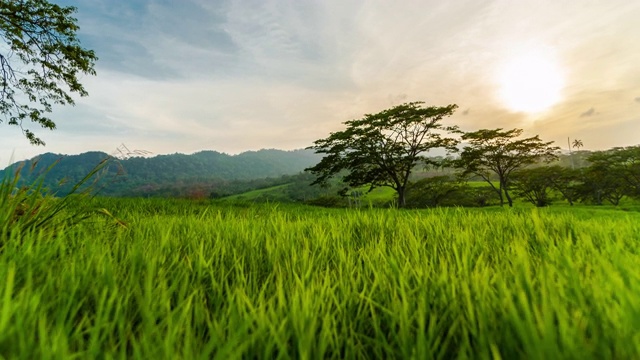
[405,146,640,208]
[4,144,638,209]
[240,147,639,209]
[195,146,640,208]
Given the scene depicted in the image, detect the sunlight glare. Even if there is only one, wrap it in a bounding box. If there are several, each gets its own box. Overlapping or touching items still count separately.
[497,49,565,114]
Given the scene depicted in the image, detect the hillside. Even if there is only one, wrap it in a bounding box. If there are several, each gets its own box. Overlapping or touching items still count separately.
[0,149,322,197]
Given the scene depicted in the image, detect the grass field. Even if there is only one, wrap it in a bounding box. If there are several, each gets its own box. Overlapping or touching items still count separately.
[221,182,396,206]
[1,198,639,359]
[223,184,291,202]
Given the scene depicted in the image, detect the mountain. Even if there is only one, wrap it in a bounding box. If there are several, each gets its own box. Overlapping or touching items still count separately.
[0,149,322,197]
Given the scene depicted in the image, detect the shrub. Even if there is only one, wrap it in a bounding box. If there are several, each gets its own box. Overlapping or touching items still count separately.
[405,176,463,208]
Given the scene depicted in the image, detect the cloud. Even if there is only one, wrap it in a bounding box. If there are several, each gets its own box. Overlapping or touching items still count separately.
[71,0,239,80]
[5,0,639,161]
[580,108,597,117]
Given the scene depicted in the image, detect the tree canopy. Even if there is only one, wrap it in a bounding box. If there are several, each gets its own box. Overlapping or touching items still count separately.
[306,101,459,208]
[0,0,97,145]
[511,166,561,207]
[453,128,559,207]
[580,145,640,204]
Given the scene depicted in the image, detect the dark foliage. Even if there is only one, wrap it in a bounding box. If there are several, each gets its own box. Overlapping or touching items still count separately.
[0,0,97,145]
[452,128,560,207]
[575,146,640,205]
[405,176,464,208]
[307,102,459,208]
[511,166,558,207]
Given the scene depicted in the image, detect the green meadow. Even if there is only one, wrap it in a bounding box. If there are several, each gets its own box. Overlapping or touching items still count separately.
[1,198,639,359]
[2,1,639,359]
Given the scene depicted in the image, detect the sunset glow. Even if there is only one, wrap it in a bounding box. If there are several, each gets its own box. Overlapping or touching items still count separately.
[1,0,639,161]
[497,49,565,114]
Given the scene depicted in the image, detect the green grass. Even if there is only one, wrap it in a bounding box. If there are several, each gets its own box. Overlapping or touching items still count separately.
[359,186,396,203]
[1,198,639,358]
[222,184,290,202]
[221,183,396,207]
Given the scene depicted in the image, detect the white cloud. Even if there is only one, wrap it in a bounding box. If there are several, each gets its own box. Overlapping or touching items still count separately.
[3,0,640,161]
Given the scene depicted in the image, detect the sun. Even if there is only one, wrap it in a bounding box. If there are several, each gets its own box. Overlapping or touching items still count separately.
[497,49,565,114]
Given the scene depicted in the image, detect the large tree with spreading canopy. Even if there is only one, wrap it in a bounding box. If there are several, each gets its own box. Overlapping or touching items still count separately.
[306,101,459,208]
[453,128,559,207]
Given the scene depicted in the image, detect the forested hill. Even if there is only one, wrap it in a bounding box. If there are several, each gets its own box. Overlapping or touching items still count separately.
[0,149,322,197]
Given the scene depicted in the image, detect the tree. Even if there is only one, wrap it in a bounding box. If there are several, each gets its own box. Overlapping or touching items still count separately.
[453,128,559,207]
[511,166,557,207]
[0,0,97,145]
[547,166,582,206]
[510,165,583,207]
[306,102,459,208]
[569,138,584,168]
[579,161,626,205]
[580,145,640,204]
[572,139,583,150]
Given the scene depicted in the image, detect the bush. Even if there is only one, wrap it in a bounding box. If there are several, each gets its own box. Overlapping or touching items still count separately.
[405,176,462,208]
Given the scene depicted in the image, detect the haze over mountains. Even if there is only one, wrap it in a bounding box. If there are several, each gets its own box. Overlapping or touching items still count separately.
[0,149,323,197]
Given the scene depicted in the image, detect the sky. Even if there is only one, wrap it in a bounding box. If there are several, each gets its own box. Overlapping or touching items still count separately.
[2,0,640,163]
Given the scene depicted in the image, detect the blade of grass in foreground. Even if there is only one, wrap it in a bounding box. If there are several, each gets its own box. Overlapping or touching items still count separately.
[0,200,638,358]
[1,156,124,245]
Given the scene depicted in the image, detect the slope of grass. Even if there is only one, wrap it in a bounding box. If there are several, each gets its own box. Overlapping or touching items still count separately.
[221,184,291,202]
[220,183,396,207]
[359,186,396,204]
[1,199,639,358]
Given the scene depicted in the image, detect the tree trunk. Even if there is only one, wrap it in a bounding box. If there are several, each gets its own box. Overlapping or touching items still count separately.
[502,181,514,207]
[595,189,602,205]
[397,187,406,208]
[504,188,513,207]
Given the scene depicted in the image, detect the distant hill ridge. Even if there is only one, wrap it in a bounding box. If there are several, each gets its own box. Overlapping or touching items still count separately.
[0,148,322,197]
